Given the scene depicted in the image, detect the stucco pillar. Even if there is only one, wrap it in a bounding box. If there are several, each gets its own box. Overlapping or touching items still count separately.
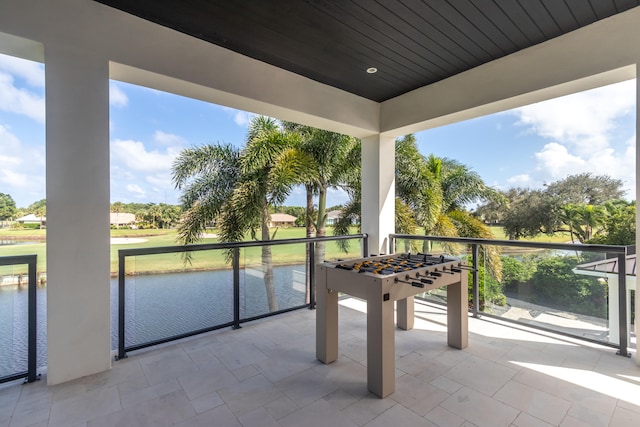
[45,46,111,384]
[361,134,395,255]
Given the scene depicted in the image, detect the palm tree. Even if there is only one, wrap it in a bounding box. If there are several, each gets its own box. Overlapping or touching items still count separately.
[280,122,360,304]
[336,134,502,278]
[394,136,507,305]
[282,123,360,261]
[560,203,606,243]
[173,116,313,311]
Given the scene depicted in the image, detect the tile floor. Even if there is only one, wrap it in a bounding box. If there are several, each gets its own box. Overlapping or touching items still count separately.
[1,298,639,427]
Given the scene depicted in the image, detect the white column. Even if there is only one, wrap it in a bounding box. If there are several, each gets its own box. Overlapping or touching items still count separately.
[45,46,111,384]
[361,135,395,255]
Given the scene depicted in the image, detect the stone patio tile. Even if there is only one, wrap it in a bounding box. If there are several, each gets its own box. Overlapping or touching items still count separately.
[443,355,517,396]
[389,374,449,416]
[511,412,554,427]
[279,399,358,427]
[440,387,518,427]
[174,403,241,427]
[218,375,283,416]
[49,386,121,427]
[494,380,570,425]
[341,393,396,426]
[86,390,194,427]
[423,405,465,427]
[236,407,280,427]
[364,404,437,427]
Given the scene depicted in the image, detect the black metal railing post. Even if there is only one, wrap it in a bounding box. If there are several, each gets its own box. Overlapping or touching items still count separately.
[27,257,37,383]
[0,255,38,384]
[388,234,394,255]
[309,242,316,309]
[233,247,241,329]
[117,252,126,360]
[114,233,370,355]
[471,244,479,318]
[363,234,369,257]
[617,252,629,357]
[388,233,629,355]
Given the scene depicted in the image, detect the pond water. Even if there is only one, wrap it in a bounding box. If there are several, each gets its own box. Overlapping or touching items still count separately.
[0,265,306,379]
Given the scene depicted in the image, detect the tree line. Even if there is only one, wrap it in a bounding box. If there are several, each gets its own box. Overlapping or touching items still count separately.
[474,173,635,245]
[171,117,635,313]
[2,117,634,315]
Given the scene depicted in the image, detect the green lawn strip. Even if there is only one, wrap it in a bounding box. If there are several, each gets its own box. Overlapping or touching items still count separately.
[1,225,569,277]
[116,232,363,275]
[0,242,46,273]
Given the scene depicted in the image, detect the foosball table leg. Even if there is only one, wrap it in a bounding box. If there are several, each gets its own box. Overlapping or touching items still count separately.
[366,287,396,398]
[447,275,469,349]
[397,296,414,330]
[316,266,338,363]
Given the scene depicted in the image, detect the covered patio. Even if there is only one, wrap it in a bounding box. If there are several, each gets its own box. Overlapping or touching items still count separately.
[0,2,639,422]
[1,299,639,426]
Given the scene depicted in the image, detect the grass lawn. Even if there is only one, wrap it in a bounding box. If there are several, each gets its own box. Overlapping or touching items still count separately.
[0,226,364,275]
[488,226,572,243]
[0,225,574,276]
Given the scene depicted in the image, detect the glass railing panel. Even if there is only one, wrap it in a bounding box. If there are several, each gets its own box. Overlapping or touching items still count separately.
[394,237,469,306]
[240,242,307,319]
[121,249,233,348]
[322,238,363,262]
[480,245,614,345]
[0,264,28,379]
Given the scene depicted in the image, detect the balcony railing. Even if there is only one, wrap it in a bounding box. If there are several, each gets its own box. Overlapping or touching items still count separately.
[116,234,368,359]
[389,234,632,357]
[0,254,38,384]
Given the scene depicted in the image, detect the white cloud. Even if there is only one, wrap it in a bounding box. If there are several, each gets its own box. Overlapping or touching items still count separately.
[234,111,256,126]
[111,138,179,172]
[218,106,257,127]
[0,72,45,123]
[154,130,186,146]
[126,184,146,197]
[0,123,21,151]
[513,80,635,155]
[0,169,30,189]
[506,80,636,198]
[109,82,128,108]
[507,174,531,185]
[533,141,635,198]
[0,54,44,87]
[146,173,173,189]
[0,123,45,204]
[534,142,585,178]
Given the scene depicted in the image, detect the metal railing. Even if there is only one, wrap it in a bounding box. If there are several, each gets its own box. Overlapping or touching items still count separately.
[117,234,368,359]
[389,234,631,357]
[0,255,38,384]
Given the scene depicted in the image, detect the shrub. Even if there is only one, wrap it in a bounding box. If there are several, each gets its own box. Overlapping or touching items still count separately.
[530,256,606,318]
[501,255,537,292]
[469,262,507,308]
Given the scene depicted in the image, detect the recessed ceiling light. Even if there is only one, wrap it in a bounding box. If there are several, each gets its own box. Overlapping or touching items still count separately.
[366,67,377,74]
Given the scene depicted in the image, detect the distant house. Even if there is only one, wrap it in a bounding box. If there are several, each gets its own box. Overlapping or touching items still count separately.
[110,212,136,227]
[325,210,342,226]
[269,213,297,227]
[325,209,357,225]
[16,214,46,227]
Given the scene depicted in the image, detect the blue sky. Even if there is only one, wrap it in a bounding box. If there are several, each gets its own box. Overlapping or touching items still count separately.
[0,52,636,209]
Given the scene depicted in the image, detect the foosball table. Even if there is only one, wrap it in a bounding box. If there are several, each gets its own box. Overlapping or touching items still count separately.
[316,253,468,398]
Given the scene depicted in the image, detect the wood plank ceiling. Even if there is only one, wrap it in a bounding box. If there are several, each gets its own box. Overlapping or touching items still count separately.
[94,0,640,102]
